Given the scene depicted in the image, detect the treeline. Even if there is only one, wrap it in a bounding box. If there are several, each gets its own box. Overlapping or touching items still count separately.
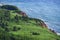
[0,5,18,10]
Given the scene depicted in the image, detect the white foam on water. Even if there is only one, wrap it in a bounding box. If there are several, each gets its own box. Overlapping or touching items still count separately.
[0,3,3,6]
[57,33,60,35]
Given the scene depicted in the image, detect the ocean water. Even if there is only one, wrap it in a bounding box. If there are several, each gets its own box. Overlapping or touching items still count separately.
[0,1,60,34]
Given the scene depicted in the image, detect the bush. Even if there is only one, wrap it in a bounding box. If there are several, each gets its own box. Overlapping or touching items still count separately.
[21,16,29,22]
[13,26,17,31]
[0,9,10,21]
[18,27,21,30]
[14,15,19,23]
[0,28,11,40]
[32,32,40,35]
[13,26,21,31]
[5,27,10,32]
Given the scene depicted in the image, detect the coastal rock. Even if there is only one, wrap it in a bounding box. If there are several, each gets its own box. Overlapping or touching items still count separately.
[18,11,27,17]
[40,22,47,28]
[49,29,56,34]
[18,11,48,28]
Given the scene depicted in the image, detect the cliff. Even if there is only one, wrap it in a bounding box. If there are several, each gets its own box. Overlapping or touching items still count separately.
[0,5,60,40]
[18,11,47,28]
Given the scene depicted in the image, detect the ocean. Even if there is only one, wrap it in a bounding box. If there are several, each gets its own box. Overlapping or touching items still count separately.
[0,1,60,34]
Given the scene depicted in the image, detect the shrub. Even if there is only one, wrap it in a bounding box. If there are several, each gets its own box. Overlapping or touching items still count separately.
[13,26,17,31]
[32,32,40,35]
[13,26,21,31]
[14,15,19,23]
[5,27,9,32]
[18,27,21,30]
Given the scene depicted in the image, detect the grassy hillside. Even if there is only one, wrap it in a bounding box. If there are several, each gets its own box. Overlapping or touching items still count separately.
[0,5,60,40]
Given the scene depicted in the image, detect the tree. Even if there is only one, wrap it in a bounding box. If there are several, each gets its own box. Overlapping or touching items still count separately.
[21,16,29,22]
[5,22,8,26]
[0,27,11,40]
[14,15,19,23]
[0,17,2,20]
[1,5,19,10]
[13,26,17,31]
[4,10,10,21]
[5,27,9,32]
[0,9,10,21]
[0,17,2,25]
[1,22,5,28]
[32,32,40,35]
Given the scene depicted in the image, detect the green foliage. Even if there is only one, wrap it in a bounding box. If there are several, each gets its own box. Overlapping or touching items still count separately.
[0,6,60,40]
[32,32,40,35]
[21,16,29,22]
[14,15,19,23]
[0,28,11,40]
[0,9,10,21]
[1,5,19,10]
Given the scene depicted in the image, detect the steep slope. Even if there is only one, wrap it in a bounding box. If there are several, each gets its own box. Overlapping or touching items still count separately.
[0,5,60,40]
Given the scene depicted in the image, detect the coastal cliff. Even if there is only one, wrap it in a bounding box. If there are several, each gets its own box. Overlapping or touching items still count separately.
[17,11,48,28]
[18,11,57,34]
[0,5,60,40]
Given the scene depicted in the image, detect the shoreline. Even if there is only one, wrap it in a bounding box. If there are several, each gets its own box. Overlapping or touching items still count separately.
[1,4,60,35]
[56,33,60,35]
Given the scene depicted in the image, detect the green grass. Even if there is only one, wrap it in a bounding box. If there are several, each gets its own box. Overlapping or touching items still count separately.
[7,11,60,40]
[0,9,60,40]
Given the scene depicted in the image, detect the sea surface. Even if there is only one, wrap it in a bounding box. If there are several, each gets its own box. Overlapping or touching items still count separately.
[0,1,60,34]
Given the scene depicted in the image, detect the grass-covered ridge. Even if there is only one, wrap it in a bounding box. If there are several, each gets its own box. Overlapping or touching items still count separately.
[0,5,60,40]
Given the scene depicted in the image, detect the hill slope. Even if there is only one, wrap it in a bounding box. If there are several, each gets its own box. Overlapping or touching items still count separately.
[0,5,60,40]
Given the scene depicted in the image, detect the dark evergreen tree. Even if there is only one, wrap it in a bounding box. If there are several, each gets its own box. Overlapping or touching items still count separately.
[1,22,5,28]
[4,10,10,21]
[1,5,18,10]
[13,26,17,31]
[32,32,40,35]
[21,16,29,22]
[5,22,8,26]
[14,15,19,23]
[18,27,21,30]
[5,27,9,32]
